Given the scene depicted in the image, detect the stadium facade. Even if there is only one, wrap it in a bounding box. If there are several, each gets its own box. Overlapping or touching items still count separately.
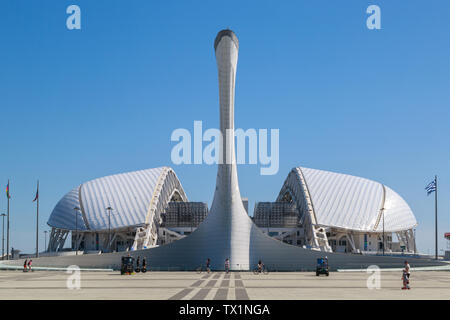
[47,166,418,256]
[11,29,440,271]
[253,167,417,254]
[47,167,189,252]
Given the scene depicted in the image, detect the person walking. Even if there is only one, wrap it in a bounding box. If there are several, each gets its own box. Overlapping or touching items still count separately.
[142,257,147,271]
[257,260,264,273]
[404,260,411,276]
[401,269,410,290]
[224,258,230,273]
[206,258,211,273]
[28,259,32,271]
[23,259,28,272]
[136,256,140,270]
[402,260,411,290]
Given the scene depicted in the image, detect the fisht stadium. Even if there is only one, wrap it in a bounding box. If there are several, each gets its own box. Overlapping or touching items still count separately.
[47,167,192,253]
[3,29,441,270]
[46,166,417,256]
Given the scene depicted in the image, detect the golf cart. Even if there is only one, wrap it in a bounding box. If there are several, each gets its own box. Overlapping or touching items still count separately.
[121,256,135,275]
[316,257,329,276]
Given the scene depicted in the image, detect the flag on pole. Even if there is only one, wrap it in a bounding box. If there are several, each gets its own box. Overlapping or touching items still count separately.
[33,188,39,202]
[6,182,11,199]
[425,180,436,195]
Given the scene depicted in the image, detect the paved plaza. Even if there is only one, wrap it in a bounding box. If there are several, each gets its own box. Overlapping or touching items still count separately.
[0,270,450,300]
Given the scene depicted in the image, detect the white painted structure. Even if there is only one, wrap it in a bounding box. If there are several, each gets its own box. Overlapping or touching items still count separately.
[277,167,417,253]
[47,167,187,252]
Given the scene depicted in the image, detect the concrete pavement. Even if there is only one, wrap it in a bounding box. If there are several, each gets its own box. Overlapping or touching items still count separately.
[0,270,449,300]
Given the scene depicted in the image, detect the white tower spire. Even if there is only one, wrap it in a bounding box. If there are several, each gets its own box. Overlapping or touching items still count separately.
[206,30,253,268]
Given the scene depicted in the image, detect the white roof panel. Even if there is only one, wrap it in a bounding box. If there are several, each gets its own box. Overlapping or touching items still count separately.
[298,167,417,232]
[48,167,187,231]
[47,187,87,231]
[80,167,164,230]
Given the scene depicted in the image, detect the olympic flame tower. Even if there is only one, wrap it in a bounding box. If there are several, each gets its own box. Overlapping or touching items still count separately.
[200,30,254,268]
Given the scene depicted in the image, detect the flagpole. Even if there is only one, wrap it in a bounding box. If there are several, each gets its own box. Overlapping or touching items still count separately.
[435,175,438,260]
[36,180,39,258]
[6,180,10,261]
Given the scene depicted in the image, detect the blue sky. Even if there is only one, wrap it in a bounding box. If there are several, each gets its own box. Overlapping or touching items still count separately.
[0,0,448,254]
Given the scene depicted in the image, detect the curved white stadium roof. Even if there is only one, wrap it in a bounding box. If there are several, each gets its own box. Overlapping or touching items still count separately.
[278,167,417,233]
[48,167,187,231]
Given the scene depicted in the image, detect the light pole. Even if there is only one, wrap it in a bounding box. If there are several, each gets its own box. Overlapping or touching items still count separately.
[106,207,114,253]
[74,207,80,255]
[6,180,10,260]
[1,214,6,260]
[434,175,438,260]
[44,230,48,252]
[414,228,417,255]
[381,207,385,255]
[34,180,39,258]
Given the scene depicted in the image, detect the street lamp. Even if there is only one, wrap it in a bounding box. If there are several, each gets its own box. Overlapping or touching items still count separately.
[414,228,417,255]
[106,207,114,253]
[44,230,48,252]
[0,214,6,260]
[380,207,385,256]
[74,207,81,255]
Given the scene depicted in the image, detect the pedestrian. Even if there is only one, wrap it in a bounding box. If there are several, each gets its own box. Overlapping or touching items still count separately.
[225,258,230,273]
[23,259,28,272]
[401,268,410,290]
[28,259,32,271]
[206,258,211,273]
[257,260,264,273]
[404,260,411,277]
[142,257,147,270]
[402,260,411,290]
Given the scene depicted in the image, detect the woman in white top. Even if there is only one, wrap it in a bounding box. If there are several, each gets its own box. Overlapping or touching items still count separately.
[404,261,410,275]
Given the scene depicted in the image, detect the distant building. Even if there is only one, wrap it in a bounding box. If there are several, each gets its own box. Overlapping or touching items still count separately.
[253,202,304,246]
[159,202,209,245]
[47,167,188,252]
[273,167,417,254]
